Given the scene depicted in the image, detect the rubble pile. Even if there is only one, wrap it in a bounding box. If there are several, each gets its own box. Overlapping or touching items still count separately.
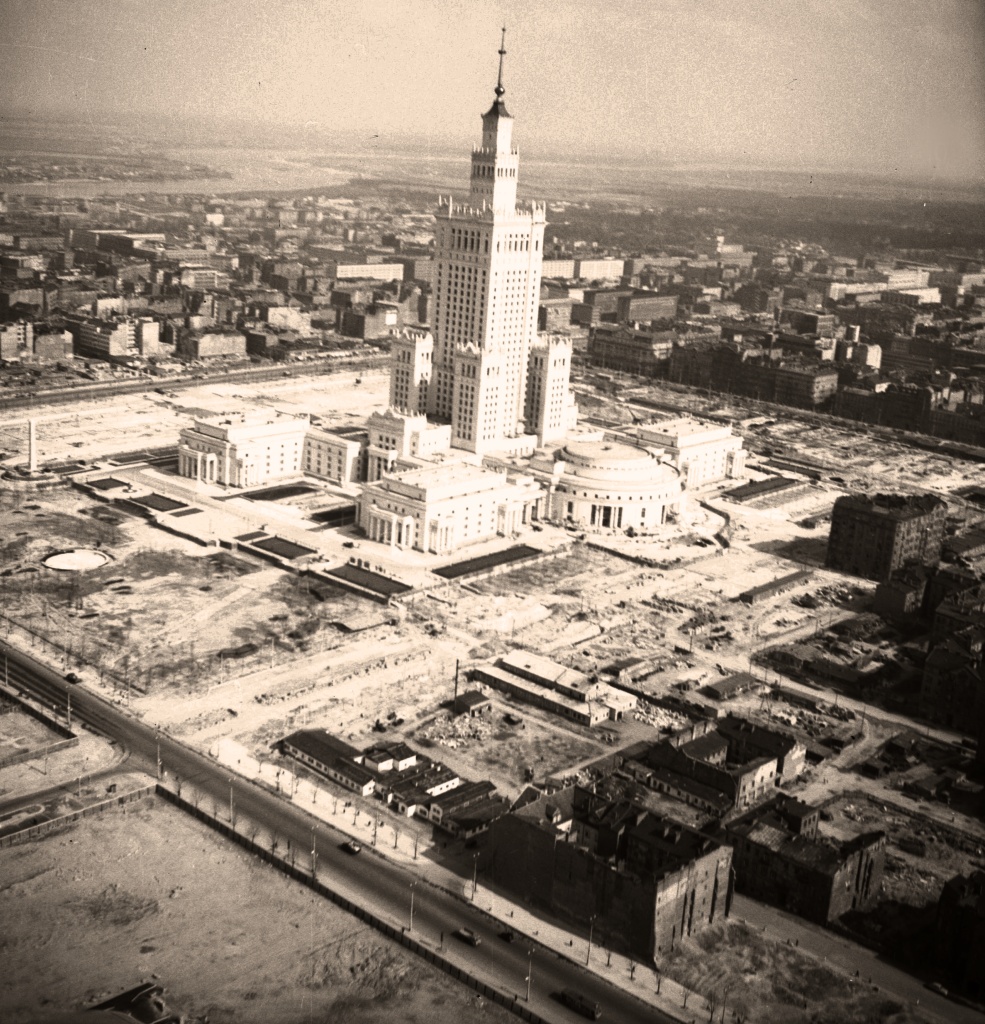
[632,699,688,732]
[416,711,494,750]
[254,682,318,705]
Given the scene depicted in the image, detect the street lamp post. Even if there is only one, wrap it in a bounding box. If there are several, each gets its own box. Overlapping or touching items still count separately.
[525,949,533,1002]
[409,882,416,932]
[229,780,234,826]
[311,827,317,878]
[586,915,596,966]
[471,852,478,901]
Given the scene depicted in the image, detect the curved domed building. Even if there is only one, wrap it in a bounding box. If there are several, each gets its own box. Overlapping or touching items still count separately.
[540,439,683,531]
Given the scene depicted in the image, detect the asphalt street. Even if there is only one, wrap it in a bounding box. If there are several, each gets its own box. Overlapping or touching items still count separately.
[1,638,675,1024]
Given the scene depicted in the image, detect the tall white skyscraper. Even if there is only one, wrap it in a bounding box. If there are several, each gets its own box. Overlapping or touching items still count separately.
[425,31,548,454]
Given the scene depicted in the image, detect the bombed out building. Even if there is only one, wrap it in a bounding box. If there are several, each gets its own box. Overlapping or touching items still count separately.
[487,786,733,962]
[724,795,886,924]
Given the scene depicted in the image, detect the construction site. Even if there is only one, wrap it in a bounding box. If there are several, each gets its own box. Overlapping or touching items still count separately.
[1,362,984,1022]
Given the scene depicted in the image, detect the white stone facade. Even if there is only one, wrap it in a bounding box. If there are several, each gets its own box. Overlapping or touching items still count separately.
[533,439,683,531]
[358,462,542,555]
[389,327,433,414]
[178,411,308,487]
[302,426,365,485]
[525,335,579,445]
[618,417,747,490]
[365,409,453,482]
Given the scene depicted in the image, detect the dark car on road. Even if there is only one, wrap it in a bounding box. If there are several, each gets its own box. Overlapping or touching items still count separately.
[557,989,601,1020]
[453,927,481,947]
[498,929,516,943]
[64,672,81,684]
[340,840,362,855]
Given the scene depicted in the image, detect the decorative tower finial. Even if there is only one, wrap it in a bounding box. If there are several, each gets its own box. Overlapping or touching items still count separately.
[495,26,506,98]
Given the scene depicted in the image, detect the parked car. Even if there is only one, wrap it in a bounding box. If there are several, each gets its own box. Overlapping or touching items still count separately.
[498,929,516,943]
[925,981,948,997]
[64,672,81,684]
[340,840,362,855]
[454,928,481,947]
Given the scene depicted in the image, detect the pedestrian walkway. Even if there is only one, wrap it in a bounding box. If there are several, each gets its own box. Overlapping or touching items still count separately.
[205,737,700,1022]
[4,626,946,1024]
[203,738,949,1024]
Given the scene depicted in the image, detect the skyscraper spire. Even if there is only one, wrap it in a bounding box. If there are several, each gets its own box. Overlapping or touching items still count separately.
[495,26,507,98]
[485,27,510,118]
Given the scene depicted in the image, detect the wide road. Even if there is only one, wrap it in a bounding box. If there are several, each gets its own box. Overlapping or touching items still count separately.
[0,351,388,414]
[0,638,673,1024]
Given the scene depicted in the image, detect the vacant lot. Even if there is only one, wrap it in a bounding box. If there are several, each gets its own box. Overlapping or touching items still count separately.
[0,489,378,692]
[411,703,606,794]
[0,799,512,1024]
[662,919,934,1024]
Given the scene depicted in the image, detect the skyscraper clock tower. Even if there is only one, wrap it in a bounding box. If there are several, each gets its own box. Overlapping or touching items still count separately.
[428,30,547,454]
[388,31,574,454]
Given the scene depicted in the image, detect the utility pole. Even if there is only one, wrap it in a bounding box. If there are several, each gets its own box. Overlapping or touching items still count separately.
[526,949,533,1002]
[471,852,478,900]
[453,659,459,705]
[409,882,416,932]
[586,915,596,966]
[229,781,234,826]
[311,828,317,878]
[66,691,71,730]
[156,729,162,780]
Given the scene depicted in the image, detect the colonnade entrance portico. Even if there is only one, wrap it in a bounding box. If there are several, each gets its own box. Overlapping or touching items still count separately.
[178,444,241,486]
[366,508,417,550]
[427,518,454,555]
[589,504,623,529]
[178,447,219,484]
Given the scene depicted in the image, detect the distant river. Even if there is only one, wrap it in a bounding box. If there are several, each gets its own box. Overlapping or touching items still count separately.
[6,146,353,199]
[7,140,982,207]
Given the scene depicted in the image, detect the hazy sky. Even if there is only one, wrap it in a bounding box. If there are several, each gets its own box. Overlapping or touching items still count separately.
[2,0,984,179]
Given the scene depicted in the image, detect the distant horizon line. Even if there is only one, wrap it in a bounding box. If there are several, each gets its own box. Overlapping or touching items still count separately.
[2,109,984,189]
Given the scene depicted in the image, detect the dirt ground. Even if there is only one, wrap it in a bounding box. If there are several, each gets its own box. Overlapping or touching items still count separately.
[0,369,391,470]
[661,919,935,1024]
[0,707,55,763]
[0,487,381,692]
[410,702,605,793]
[0,799,513,1024]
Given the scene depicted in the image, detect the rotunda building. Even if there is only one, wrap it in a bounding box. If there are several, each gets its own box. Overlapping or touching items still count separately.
[548,439,682,531]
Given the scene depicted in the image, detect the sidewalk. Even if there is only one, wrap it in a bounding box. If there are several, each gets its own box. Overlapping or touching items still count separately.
[2,624,941,1023]
[205,737,699,1023]
[201,738,942,1024]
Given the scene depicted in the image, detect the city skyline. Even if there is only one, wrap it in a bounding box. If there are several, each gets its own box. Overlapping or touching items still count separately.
[2,0,984,181]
